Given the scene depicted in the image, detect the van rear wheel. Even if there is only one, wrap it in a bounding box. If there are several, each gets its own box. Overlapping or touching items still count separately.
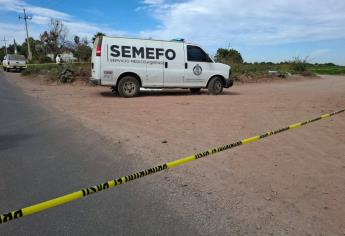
[207,77,223,95]
[117,76,140,98]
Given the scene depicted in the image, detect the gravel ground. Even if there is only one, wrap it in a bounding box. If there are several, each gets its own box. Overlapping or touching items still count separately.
[4,73,345,235]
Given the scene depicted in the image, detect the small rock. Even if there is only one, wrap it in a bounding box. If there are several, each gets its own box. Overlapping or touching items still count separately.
[264,196,272,201]
[161,140,168,144]
[256,224,261,230]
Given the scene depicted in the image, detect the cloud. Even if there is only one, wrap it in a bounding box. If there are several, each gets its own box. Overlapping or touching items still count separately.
[0,0,125,44]
[0,0,71,20]
[139,0,345,49]
[142,0,165,5]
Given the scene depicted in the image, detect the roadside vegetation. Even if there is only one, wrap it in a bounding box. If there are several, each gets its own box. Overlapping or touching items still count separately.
[214,49,345,82]
[0,19,93,64]
[21,62,91,84]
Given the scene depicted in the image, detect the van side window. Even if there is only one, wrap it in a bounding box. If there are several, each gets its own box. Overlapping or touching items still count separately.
[187,45,212,63]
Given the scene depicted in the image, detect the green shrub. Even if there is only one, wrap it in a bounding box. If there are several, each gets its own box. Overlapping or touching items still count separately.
[57,65,74,83]
[290,57,309,73]
[38,56,53,64]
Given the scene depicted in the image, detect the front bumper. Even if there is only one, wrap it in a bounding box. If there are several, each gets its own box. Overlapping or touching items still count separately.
[8,65,27,69]
[224,78,234,88]
[224,69,233,88]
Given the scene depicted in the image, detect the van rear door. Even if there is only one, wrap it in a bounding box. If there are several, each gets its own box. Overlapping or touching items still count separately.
[91,36,102,82]
[145,40,164,87]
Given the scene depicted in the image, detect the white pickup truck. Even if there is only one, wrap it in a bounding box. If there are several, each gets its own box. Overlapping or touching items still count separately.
[2,54,27,72]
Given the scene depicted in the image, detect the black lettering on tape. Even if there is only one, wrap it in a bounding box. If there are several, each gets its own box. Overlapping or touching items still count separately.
[14,210,23,219]
[259,132,273,139]
[91,187,97,194]
[273,127,290,135]
[195,150,210,159]
[0,210,23,224]
[82,182,111,197]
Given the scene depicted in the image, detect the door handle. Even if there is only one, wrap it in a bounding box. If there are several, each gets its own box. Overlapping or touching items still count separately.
[165,62,168,68]
[185,63,188,69]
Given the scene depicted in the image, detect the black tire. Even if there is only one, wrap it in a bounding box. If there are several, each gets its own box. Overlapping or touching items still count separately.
[190,88,201,93]
[207,77,223,95]
[117,76,140,98]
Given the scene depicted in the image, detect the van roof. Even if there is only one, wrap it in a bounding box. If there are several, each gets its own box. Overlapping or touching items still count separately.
[102,35,194,44]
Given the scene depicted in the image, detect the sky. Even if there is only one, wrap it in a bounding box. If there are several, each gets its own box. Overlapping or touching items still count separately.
[0,0,345,65]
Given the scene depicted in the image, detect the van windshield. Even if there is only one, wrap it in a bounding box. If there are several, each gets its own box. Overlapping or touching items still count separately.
[8,55,26,61]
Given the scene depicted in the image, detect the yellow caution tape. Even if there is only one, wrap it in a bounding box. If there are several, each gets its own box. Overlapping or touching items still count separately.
[26,62,90,66]
[1,108,344,224]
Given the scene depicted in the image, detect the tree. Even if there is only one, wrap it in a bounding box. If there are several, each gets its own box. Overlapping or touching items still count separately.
[73,35,92,61]
[0,47,5,60]
[40,19,69,57]
[214,48,244,64]
[74,35,80,46]
[74,44,92,61]
[81,37,89,46]
[92,32,106,43]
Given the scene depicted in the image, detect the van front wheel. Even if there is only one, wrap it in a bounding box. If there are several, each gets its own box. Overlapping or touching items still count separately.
[117,76,140,98]
[207,77,223,95]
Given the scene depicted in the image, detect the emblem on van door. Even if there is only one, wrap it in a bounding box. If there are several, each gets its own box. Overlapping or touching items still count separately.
[193,64,202,76]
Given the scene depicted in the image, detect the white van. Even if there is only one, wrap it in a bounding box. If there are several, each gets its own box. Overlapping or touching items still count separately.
[91,36,233,97]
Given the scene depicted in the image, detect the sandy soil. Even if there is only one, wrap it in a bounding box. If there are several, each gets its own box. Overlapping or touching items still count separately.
[4,73,345,235]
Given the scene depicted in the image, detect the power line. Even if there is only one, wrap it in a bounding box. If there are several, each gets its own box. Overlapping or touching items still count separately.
[19,8,32,60]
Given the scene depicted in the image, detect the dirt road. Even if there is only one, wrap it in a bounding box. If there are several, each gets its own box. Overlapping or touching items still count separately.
[5,74,345,235]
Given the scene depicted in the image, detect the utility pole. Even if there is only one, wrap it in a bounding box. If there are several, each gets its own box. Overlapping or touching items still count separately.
[14,39,18,55]
[19,8,32,60]
[2,36,9,55]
